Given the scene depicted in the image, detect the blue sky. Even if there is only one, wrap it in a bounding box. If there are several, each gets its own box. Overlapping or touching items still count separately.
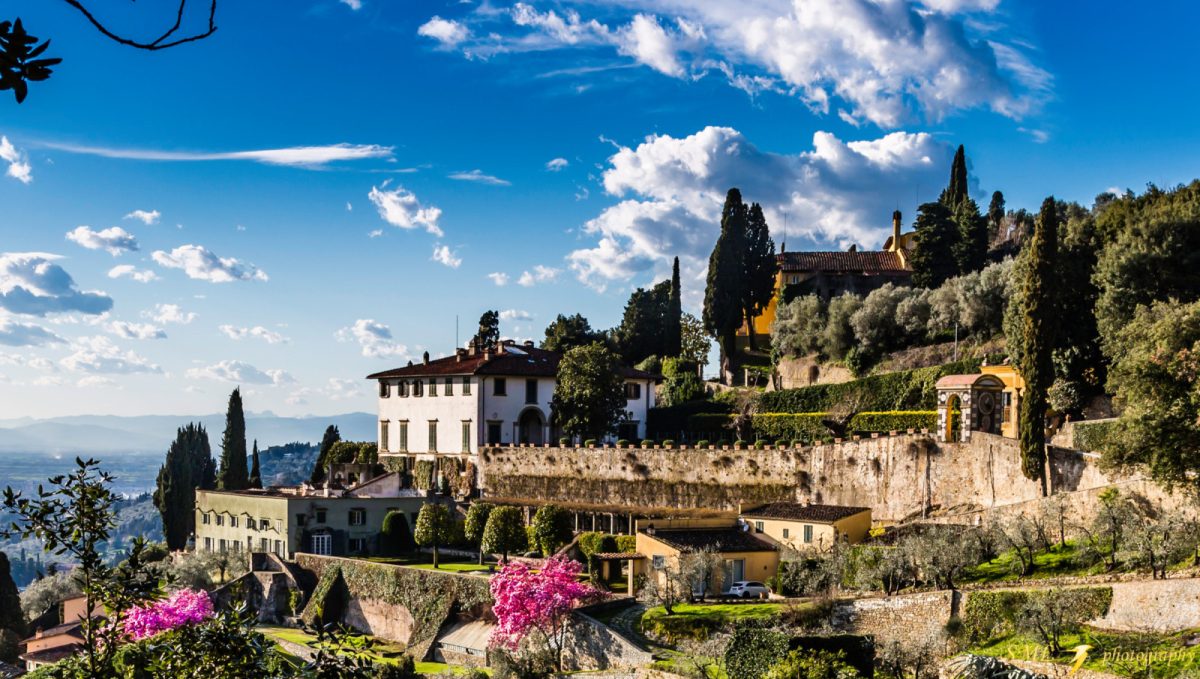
[1,0,1199,419]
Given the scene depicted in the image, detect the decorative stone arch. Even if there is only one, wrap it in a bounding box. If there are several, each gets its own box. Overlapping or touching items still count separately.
[935,374,1004,442]
[516,405,547,445]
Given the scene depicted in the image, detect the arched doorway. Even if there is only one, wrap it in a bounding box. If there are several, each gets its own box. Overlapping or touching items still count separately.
[947,395,962,443]
[518,408,545,445]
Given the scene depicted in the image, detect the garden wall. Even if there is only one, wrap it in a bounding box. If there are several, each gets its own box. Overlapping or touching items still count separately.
[1091,578,1200,633]
[479,434,1118,522]
[832,590,955,647]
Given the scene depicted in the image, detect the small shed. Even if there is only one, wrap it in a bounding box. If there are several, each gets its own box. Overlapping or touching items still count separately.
[934,373,1005,442]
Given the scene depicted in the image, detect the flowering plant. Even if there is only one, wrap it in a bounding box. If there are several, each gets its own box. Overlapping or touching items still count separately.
[489,555,603,669]
[123,587,214,640]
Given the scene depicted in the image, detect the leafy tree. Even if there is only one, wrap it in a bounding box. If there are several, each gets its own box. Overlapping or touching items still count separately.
[661,357,705,406]
[614,280,671,365]
[665,256,683,357]
[530,504,574,557]
[679,312,711,369]
[991,513,1049,578]
[764,649,860,679]
[310,424,342,485]
[380,510,415,556]
[704,188,749,381]
[909,201,959,288]
[216,388,249,491]
[248,439,262,490]
[822,293,862,360]
[742,203,777,351]
[490,556,601,671]
[724,627,789,679]
[1124,507,1199,580]
[1019,588,1097,654]
[154,422,215,550]
[541,313,603,353]
[987,190,1006,244]
[0,552,25,648]
[550,343,627,440]
[1018,197,1059,487]
[772,293,827,359]
[482,505,528,562]
[464,502,493,564]
[413,503,454,568]
[0,19,61,104]
[476,309,500,349]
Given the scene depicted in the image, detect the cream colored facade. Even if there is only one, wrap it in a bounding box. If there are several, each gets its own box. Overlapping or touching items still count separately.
[742,509,872,552]
[631,517,780,594]
[980,363,1025,439]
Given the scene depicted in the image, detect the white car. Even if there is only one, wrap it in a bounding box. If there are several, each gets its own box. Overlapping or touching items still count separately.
[725,581,770,598]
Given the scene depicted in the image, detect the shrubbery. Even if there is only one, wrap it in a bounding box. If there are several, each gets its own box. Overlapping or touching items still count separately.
[1073,419,1118,452]
[750,413,831,442]
[847,411,936,433]
[759,358,982,413]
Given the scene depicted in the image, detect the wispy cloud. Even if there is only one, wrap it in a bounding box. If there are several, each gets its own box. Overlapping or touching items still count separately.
[187,360,293,385]
[449,169,511,186]
[431,244,462,268]
[145,303,196,325]
[66,226,139,256]
[219,324,288,344]
[517,265,560,287]
[107,321,166,340]
[546,157,569,171]
[124,209,161,225]
[0,136,32,184]
[499,309,532,321]
[368,184,444,237]
[0,319,65,347]
[487,272,509,286]
[335,319,409,359]
[108,265,160,283]
[40,141,394,168]
[152,244,268,283]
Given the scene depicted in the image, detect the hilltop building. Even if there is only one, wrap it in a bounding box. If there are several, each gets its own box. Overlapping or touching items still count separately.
[367,340,659,457]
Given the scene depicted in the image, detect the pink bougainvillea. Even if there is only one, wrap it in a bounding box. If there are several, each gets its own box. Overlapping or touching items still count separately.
[123,588,214,640]
[489,555,602,661]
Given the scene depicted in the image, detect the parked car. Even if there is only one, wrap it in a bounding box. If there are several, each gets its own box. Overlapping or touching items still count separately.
[725,581,770,598]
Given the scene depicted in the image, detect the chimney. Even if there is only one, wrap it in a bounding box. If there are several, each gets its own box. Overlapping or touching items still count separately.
[422,351,430,365]
[892,210,902,249]
[523,340,534,348]
[456,348,466,362]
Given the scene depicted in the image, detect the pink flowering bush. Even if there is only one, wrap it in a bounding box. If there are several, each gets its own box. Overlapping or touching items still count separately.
[489,555,603,668]
[123,588,214,640]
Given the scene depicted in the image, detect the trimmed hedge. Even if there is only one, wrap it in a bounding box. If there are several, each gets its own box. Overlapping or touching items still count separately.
[848,411,936,433]
[648,399,732,439]
[750,413,832,442]
[614,535,637,553]
[1073,419,1119,452]
[961,587,1113,644]
[759,358,982,413]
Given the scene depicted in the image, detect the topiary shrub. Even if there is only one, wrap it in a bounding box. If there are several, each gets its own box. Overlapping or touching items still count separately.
[695,439,710,448]
[724,626,789,679]
[734,439,747,449]
[616,439,630,447]
[661,439,675,448]
[583,439,597,447]
[750,413,832,441]
[559,437,571,446]
[380,510,416,556]
[614,535,637,553]
[641,439,654,447]
[753,440,770,449]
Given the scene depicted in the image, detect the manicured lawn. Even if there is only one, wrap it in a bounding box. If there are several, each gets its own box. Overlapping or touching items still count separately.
[961,541,1099,584]
[408,562,493,574]
[365,554,495,574]
[644,602,785,621]
[972,629,1200,679]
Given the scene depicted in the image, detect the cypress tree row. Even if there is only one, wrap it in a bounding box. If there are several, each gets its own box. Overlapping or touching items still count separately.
[912,144,990,284]
[1018,196,1060,488]
[703,188,749,381]
[154,423,215,550]
[665,256,683,358]
[742,202,778,351]
[249,439,262,489]
[310,424,342,485]
[216,387,249,491]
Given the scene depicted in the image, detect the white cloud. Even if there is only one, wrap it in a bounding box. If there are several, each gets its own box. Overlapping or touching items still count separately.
[65,226,140,256]
[61,336,162,374]
[449,169,511,186]
[367,184,444,237]
[431,244,462,269]
[499,309,533,321]
[107,264,160,283]
[107,321,166,340]
[42,141,394,168]
[152,244,268,283]
[367,229,383,238]
[146,303,196,325]
[335,319,409,359]
[0,136,32,184]
[218,324,288,344]
[124,209,161,225]
[340,0,363,9]
[487,272,510,286]
[417,1,1049,127]
[568,125,949,295]
[77,376,117,388]
[418,16,471,46]
[186,359,294,385]
[0,252,114,317]
[325,378,364,401]
[545,157,569,171]
[0,319,65,346]
[517,265,560,287]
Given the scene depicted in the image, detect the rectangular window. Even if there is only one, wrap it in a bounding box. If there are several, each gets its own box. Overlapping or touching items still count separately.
[652,555,666,570]
[625,383,642,400]
[260,538,269,552]
[230,515,239,528]
[295,513,307,527]
[349,537,366,554]
[494,378,507,396]
[463,377,471,395]
[218,539,227,552]
[803,525,813,543]
[216,514,224,527]
[782,528,790,539]
[274,540,282,555]
[316,509,327,524]
[275,519,282,532]
[428,421,438,452]
[413,380,423,397]
[754,520,764,533]
[311,534,332,556]
[201,513,210,525]
[462,421,471,452]
[429,379,437,397]
[445,377,453,396]
[399,381,408,397]
[203,537,213,552]
[379,381,390,398]
[380,420,390,452]
[398,421,408,452]
[487,422,502,445]
[525,379,538,404]
[349,508,366,526]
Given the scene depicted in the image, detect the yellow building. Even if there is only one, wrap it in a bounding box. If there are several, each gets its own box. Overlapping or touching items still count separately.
[935,363,1025,442]
[980,363,1025,439]
[632,517,779,595]
[739,502,872,552]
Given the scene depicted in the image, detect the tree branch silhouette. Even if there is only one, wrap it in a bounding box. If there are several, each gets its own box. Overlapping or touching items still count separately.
[60,0,218,51]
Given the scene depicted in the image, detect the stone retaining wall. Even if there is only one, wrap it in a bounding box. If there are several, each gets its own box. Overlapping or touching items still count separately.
[833,590,956,647]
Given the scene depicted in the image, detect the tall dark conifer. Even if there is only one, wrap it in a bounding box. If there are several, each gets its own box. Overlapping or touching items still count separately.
[154,423,215,550]
[742,202,777,351]
[664,256,683,358]
[1018,196,1060,490]
[703,188,748,381]
[249,439,262,489]
[909,201,959,288]
[0,552,25,639]
[987,190,1006,244]
[940,144,969,208]
[952,197,988,274]
[310,424,341,485]
[216,387,249,490]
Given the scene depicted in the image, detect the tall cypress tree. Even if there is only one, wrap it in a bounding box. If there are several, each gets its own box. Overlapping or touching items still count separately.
[940,144,969,208]
[1018,196,1059,490]
[216,388,249,490]
[909,201,959,288]
[249,439,262,489]
[0,552,25,639]
[664,256,683,358]
[703,188,748,381]
[154,423,215,550]
[310,424,341,485]
[742,202,778,352]
[987,190,1006,244]
[952,197,988,275]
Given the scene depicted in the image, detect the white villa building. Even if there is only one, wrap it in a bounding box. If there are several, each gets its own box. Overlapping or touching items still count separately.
[368,340,659,456]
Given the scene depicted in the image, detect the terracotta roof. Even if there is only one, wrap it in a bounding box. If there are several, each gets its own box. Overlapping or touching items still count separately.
[648,528,776,553]
[22,621,83,644]
[367,344,659,381]
[935,373,1003,389]
[779,250,909,274]
[19,644,83,665]
[742,502,869,523]
[593,552,645,560]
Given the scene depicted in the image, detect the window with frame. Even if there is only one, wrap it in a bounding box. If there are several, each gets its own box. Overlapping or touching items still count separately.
[379,381,390,398]
[652,555,666,570]
[444,377,454,396]
[398,421,409,452]
[216,514,224,527]
[230,515,239,528]
[429,379,438,396]
[413,380,423,397]
[525,378,538,404]
[782,528,790,539]
[201,512,210,525]
[494,378,507,396]
[274,540,282,555]
[428,420,438,452]
[316,509,327,524]
[754,520,764,533]
[218,539,227,552]
[349,508,366,526]
[399,381,409,397]
[463,377,472,395]
[462,421,471,452]
[803,524,813,543]
[380,420,390,452]
[349,537,367,554]
[203,537,213,552]
[295,513,307,527]
[260,538,269,552]
[625,383,642,400]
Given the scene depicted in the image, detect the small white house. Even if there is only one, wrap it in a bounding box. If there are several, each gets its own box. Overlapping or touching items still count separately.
[368,340,659,456]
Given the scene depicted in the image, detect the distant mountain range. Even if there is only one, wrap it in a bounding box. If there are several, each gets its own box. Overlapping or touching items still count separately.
[0,412,377,455]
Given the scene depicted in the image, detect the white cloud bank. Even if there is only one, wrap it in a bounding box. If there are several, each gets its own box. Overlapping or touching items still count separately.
[219,324,288,344]
[517,265,560,287]
[61,336,162,374]
[125,209,161,225]
[107,321,166,340]
[335,319,409,359]
[187,360,294,385]
[0,319,65,347]
[145,303,196,325]
[152,244,268,283]
[368,184,444,237]
[66,226,140,256]
[108,265,159,283]
[0,253,114,317]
